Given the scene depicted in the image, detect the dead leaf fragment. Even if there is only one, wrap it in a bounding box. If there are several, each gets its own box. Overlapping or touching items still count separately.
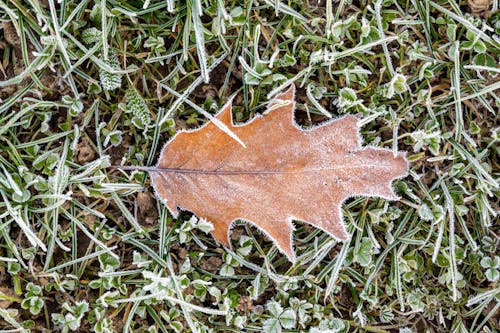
[0,286,16,309]
[2,22,21,48]
[151,85,408,261]
[137,190,158,225]
[74,139,96,164]
[468,0,492,16]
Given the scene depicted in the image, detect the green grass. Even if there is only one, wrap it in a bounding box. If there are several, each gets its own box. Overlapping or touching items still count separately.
[0,0,499,332]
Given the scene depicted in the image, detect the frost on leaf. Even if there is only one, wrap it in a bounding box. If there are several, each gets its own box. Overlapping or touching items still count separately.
[99,49,122,91]
[150,85,408,261]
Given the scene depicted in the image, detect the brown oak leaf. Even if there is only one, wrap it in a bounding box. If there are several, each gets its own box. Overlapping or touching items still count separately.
[150,85,408,261]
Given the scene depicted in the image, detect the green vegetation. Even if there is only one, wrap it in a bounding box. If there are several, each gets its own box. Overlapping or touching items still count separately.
[0,0,498,332]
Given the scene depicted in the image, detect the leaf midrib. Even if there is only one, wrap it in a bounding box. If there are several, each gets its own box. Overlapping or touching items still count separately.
[116,165,390,175]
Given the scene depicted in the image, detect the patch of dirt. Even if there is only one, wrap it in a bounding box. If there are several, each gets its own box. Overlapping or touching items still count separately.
[484,299,500,330]
[193,60,242,104]
[294,85,333,127]
[199,256,222,274]
[176,246,188,261]
[109,135,131,165]
[230,225,247,241]
[82,209,98,229]
[76,229,93,258]
[337,284,356,308]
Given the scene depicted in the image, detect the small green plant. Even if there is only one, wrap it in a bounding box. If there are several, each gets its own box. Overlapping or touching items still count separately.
[262,301,297,333]
[144,36,166,59]
[92,307,116,333]
[176,216,214,244]
[309,317,348,333]
[51,301,89,333]
[159,308,184,333]
[125,86,151,129]
[88,250,124,292]
[385,73,408,98]
[62,95,84,117]
[102,128,123,147]
[20,283,44,315]
[480,256,500,282]
[409,121,443,156]
[99,50,123,91]
[336,87,367,113]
